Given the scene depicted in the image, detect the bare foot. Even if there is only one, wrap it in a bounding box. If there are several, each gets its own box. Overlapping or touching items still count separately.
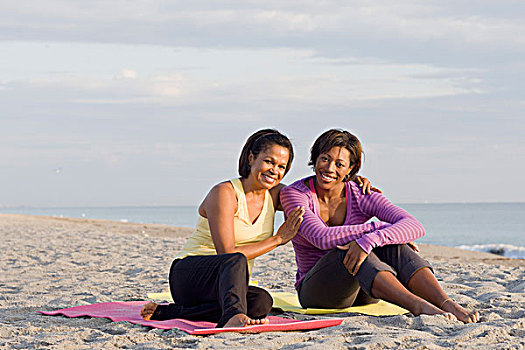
[412,300,458,321]
[441,300,480,323]
[140,302,158,320]
[440,313,457,321]
[222,314,268,328]
[245,317,269,326]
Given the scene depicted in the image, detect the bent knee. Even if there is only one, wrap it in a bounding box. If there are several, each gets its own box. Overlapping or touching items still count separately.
[223,252,248,265]
[220,252,249,276]
[248,289,273,319]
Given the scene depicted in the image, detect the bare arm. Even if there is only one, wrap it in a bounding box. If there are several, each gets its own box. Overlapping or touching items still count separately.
[202,182,303,260]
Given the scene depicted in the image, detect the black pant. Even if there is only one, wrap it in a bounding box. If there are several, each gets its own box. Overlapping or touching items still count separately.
[151,253,273,327]
[298,244,432,309]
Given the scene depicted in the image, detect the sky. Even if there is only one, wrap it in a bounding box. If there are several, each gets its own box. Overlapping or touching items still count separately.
[1,0,524,207]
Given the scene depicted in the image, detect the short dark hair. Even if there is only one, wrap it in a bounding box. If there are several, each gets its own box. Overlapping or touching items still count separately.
[309,129,362,182]
[238,129,294,178]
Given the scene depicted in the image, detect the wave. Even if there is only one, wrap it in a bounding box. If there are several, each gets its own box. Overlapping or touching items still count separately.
[457,244,525,259]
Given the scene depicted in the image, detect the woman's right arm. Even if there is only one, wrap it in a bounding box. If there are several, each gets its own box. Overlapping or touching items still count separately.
[202,182,304,260]
[280,186,390,250]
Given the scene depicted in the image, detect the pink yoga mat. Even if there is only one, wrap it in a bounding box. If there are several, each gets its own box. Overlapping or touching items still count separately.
[39,301,343,335]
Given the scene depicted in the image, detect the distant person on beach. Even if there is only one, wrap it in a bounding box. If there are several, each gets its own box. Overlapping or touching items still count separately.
[140,129,305,328]
[280,129,480,323]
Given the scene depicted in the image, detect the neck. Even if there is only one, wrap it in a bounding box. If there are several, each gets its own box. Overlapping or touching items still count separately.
[240,177,267,196]
[313,176,345,202]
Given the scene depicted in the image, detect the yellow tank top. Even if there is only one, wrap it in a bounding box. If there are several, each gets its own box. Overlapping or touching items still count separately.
[175,178,275,274]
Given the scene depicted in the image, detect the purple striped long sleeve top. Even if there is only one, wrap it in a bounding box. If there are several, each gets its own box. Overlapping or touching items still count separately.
[280,176,425,287]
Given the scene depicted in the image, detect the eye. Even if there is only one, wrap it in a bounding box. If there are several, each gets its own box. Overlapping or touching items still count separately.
[278,165,286,170]
[336,162,344,168]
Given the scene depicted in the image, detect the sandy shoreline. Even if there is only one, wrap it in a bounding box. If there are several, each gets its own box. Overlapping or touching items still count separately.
[1,213,524,349]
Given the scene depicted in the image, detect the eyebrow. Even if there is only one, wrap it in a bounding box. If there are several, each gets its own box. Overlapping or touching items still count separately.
[321,153,347,163]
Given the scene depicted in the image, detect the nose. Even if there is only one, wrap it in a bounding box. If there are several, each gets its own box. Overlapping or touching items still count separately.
[326,161,336,173]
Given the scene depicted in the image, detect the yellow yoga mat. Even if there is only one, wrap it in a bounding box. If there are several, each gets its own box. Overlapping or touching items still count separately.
[271,292,408,316]
[147,292,172,301]
[147,287,408,317]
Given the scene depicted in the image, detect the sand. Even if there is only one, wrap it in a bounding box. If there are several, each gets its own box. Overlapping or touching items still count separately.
[0,213,523,349]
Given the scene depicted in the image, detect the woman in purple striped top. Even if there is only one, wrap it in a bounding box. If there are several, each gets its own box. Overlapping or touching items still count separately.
[280,129,479,323]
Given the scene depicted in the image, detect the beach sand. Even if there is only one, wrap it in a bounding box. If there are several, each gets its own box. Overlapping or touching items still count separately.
[1,213,523,349]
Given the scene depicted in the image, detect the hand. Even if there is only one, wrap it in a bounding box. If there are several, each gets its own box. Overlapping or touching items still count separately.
[337,241,368,275]
[276,206,304,245]
[354,176,382,195]
[407,241,420,253]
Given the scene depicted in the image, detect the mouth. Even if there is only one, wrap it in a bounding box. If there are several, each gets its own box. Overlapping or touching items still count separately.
[319,173,337,183]
[261,173,277,184]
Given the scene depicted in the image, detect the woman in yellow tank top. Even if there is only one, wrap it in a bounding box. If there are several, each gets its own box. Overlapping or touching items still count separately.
[141,129,305,328]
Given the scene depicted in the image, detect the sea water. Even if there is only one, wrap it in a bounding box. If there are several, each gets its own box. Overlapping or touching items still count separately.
[2,202,524,259]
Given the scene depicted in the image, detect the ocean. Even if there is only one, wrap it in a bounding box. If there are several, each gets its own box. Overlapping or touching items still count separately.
[2,202,524,259]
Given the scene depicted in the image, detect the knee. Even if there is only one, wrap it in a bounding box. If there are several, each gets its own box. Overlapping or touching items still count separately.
[249,289,273,318]
[220,252,248,274]
[398,244,417,255]
[223,252,248,266]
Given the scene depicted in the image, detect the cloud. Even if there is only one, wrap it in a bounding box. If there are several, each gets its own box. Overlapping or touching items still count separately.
[1,1,524,66]
[1,1,524,205]
[117,69,137,80]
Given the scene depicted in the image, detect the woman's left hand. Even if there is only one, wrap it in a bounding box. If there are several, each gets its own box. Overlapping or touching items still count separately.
[354,176,382,195]
[337,241,369,275]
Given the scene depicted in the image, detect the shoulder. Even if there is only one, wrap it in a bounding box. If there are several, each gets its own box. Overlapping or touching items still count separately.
[281,176,311,196]
[269,183,286,208]
[210,180,236,197]
[203,180,237,209]
[280,177,313,209]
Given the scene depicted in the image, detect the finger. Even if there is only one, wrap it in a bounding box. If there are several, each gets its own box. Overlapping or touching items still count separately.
[362,181,369,194]
[353,259,363,275]
[285,208,301,225]
[292,208,305,226]
[289,207,301,217]
[343,250,351,269]
[292,207,304,219]
[292,216,303,232]
[291,206,304,218]
[346,255,356,275]
[371,186,383,194]
[290,209,304,226]
[350,261,357,275]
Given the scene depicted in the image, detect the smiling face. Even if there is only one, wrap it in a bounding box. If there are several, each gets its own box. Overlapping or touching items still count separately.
[314,146,354,191]
[248,144,290,190]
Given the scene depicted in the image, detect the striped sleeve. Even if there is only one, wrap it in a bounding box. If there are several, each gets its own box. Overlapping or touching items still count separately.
[280,186,388,250]
[355,191,425,254]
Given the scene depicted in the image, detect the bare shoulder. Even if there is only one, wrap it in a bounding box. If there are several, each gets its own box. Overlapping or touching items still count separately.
[200,181,237,216]
[269,183,286,210]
